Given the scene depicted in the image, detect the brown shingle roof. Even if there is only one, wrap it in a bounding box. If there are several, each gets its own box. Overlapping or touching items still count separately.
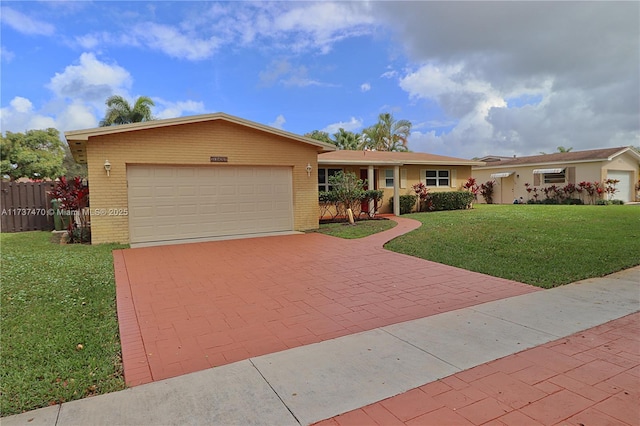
[475,147,637,168]
[318,150,483,166]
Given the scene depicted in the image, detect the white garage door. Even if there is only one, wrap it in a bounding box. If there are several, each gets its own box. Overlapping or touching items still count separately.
[127,165,293,245]
[607,170,632,203]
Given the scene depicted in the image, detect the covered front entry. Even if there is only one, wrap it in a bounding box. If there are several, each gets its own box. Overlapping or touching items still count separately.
[127,165,293,246]
[360,168,378,214]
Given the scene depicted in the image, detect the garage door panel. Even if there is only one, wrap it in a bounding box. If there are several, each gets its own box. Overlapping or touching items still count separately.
[607,171,632,202]
[177,186,197,196]
[127,165,294,245]
[176,168,196,178]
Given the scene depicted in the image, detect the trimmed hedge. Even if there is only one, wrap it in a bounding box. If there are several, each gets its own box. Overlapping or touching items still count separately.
[390,194,417,215]
[428,191,474,211]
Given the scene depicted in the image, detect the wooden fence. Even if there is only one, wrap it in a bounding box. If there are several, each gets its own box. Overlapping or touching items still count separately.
[1,181,55,232]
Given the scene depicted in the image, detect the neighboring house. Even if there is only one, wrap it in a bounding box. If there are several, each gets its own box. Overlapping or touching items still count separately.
[65,113,335,246]
[472,147,640,204]
[318,150,484,215]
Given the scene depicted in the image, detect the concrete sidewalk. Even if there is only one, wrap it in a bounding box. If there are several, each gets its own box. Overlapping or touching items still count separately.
[3,267,638,426]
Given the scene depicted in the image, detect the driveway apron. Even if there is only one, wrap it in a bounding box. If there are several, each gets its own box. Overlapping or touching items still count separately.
[114,216,540,386]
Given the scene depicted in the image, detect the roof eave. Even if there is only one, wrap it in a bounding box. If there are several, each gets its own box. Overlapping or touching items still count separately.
[608,147,640,162]
[473,158,614,169]
[64,112,337,153]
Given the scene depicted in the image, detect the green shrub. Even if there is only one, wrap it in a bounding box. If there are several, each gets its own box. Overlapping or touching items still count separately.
[364,189,384,205]
[611,199,624,205]
[596,199,611,205]
[542,198,559,205]
[391,195,417,214]
[561,198,584,205]
[428,191,474,211]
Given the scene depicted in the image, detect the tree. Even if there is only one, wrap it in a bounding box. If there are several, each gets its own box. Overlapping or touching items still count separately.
[540,146,574,155]
[62,145,88,178]
[304,130,332,144]
[99,95,155,126]
[361,112,412,151]
[1,128,65,180]
[305,129,363,150]
[332,128,361,150]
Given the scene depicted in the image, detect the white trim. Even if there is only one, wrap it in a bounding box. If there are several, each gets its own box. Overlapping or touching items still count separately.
[533,168,565,174]
[490,172,515,178]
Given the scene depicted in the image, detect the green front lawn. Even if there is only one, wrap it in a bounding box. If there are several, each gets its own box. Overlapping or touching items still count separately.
[385,204,640,288]
[314,218,396,239]
[1,232,127,416]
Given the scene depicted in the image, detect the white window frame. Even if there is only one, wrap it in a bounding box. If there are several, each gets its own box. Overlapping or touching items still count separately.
[543,171,566,184]
[425,169,450,187]
[384,169,394,188]
[318,168,343,192]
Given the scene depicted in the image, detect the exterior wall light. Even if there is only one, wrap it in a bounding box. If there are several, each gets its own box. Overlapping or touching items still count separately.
[306,163,312,177]
[104,160,112,177]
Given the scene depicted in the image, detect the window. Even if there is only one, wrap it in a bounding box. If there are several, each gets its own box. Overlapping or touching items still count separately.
[544,171,566,184]
[425,170,449,187]
[318,168,342,192]
[384,169,394,188]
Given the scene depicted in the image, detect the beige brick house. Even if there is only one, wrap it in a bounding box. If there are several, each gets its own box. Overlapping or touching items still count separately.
[318,150,484,215]
[66,113,335,246]
[472,147,640,204]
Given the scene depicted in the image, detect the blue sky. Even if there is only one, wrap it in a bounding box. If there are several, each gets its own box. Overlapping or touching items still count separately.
[1,1,638,158]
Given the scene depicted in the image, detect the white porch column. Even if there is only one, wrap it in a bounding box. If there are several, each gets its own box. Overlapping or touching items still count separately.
[367,165,375,217]
[393,165,400,216]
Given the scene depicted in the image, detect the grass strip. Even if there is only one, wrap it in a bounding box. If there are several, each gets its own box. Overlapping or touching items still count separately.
[314,219,396,239]
[1,232,127,416]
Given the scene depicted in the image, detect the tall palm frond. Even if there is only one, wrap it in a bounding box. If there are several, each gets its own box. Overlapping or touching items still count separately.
[99,95,155,127]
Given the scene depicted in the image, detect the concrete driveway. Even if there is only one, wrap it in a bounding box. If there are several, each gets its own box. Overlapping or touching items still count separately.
[114,216,539,386]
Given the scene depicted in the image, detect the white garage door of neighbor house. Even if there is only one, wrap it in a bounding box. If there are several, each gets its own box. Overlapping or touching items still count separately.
[607,170,632,203]
[127,165,294,245]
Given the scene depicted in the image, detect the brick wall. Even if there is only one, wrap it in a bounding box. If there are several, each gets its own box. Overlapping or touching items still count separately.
[86,120,320,244]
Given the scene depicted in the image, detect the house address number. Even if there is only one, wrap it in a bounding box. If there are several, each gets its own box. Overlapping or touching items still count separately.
[210,156,228,163]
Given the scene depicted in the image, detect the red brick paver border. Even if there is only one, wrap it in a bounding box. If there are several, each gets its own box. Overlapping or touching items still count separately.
[115,216,540,386]
[316,312,640,426]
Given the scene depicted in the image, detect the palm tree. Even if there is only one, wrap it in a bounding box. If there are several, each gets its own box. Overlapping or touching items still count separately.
[361,113,412,151]
[557,146,573,153]
[304,130,332,144]
[99,95,155,126]
[332,128,361,150]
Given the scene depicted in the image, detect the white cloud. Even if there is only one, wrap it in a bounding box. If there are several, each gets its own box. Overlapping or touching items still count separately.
[48,52,132,102]
[323,117,363,134]
[2,54,206,135]
[154,99,206,120]
[0,7,55,36]
[10,97,33,114]
[360,83,371,92]
[0,45,15,62]
[259,59,333,88]
[380,70,397,79]
[1,97,56,132]
[270,114,286,130]
[73,2,376,60]
[271,2,375,53]
[56,101,98,131]
[376,2,639,157]
[131,22,220,61]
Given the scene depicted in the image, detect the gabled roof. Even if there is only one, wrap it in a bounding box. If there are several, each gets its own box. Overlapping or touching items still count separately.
[474,146,640,169]
[318,150,484,166]
[65,112,336,163]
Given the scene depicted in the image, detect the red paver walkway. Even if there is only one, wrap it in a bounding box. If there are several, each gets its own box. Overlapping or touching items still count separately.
[316,312,640,426]
[114,216,540,386]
